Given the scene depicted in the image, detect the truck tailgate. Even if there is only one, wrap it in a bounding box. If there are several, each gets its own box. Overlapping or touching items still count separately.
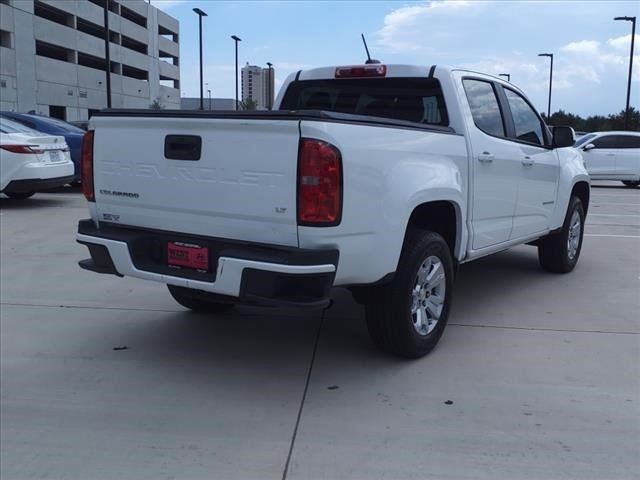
[92,116,300,247]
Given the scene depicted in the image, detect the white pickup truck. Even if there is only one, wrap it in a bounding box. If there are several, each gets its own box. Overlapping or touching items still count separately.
[76,64,589,358]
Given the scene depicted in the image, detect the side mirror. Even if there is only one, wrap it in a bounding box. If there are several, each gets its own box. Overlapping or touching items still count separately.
[583,143,595,151]
[552,125,575,148]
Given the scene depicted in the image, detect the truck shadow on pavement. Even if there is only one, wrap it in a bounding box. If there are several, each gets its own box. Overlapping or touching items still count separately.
[98,246,566,370]
[104,305,324,372]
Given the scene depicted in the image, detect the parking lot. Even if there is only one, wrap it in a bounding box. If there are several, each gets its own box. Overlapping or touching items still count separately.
[1,182,638,480]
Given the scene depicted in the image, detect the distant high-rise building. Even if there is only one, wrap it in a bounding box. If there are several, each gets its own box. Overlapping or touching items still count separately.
[241,63,274,110]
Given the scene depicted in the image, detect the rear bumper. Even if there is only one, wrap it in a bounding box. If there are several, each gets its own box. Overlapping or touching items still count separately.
[2,175,76,193]
[76,220,339,309]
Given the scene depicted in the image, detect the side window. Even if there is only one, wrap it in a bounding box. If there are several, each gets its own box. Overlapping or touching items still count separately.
[592,136,616,149]
[462,79,505,137]
[614,135,640,149]
[504,89,545,146]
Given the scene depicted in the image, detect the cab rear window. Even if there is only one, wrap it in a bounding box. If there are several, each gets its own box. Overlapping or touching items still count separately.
[280,78,449,126]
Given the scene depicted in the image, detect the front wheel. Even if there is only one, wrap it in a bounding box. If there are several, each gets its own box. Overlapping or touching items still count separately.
[365,231,454,358]
[167,285,234,313]
[538,196,585,273]
[622,180,640,188]
[4,191,35,199]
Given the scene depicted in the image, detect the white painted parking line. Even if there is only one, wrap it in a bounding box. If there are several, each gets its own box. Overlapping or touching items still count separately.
[591,202,640,206]
[585,234,640,239]
[589,213,640,217]
[592,193,640,198]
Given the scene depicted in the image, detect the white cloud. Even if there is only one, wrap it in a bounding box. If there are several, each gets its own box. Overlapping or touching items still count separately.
[151,0,187,11]
[519,63,538,75]
[607,34,640,51]
[561,40,600,55]
[377,1,483,53]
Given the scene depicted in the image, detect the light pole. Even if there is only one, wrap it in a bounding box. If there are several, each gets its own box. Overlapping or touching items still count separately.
[614,16,636,130]
[266,61,273,110]
[193,8,207,110]
[231,35,242,110]
[207,89,212,110]
[103,1,111,108]
[538,53,553,119]
[498,73,510,82]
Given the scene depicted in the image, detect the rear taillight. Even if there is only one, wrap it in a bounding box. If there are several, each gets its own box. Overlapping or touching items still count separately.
[335,64,387,78]
[297,138,342,226]
[0,145,44,154]
[81,130,95,202]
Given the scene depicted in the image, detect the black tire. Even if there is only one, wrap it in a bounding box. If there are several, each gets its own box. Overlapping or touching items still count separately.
[365,231,454,358]
[622,180,640,188]
[5,191,35,199]
[538,196,585,273]
[167,285,234,313]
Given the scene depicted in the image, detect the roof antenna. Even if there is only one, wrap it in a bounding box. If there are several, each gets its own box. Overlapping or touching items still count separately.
[361,34,380,64]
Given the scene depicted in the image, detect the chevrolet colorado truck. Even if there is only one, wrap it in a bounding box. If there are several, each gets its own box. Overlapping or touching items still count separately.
[76,64,589,358]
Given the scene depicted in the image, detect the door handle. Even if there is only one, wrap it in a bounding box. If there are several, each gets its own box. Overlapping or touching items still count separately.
[478,152,494,163]
[522,156,535,167]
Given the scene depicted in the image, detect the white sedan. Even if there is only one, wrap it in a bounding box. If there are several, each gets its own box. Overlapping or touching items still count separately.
[574,131,640,187]
[0,117,75,199]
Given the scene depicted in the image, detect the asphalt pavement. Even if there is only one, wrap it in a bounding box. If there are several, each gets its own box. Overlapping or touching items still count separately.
[1,182,638,480]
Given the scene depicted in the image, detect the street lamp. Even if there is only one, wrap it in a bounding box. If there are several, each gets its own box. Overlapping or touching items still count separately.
[614,16,636,130]
[498,73,510,82]
[103,1,112,108]
[266,61,273,110]
[231,35,242,110]
[193,8,207,110]
[538,53,554,119]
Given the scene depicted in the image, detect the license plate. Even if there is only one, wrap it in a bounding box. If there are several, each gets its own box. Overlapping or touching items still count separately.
[167,242,209,272]
[48,150,62,163]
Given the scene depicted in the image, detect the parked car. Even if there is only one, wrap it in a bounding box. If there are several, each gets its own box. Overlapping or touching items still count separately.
[574,131,640,187]
[0,112,85,183]
[76,64,588,358]
[69,120,89,131]
[0,117,75,199]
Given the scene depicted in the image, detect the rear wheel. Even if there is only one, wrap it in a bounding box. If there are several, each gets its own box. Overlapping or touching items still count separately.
[167,285,234,313]
[365,231,454,358]
[622,180,640,188]
[4,191,35,200]
[538,196,585,273]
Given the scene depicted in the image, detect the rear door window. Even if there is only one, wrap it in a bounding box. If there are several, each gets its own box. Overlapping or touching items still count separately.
[462,79,505,137]
[612,135,640,149]
[503,88,546,147]
[280,78,449,126]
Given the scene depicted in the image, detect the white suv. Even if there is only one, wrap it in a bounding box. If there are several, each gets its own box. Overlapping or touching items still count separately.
[575,131,640,187]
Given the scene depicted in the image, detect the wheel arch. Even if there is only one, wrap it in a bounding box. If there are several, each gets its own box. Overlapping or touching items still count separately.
[402,200,462,264]
[571,181,590,216]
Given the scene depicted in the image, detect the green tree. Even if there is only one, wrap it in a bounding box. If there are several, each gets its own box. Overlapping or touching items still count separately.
[544,107,639,132]
[240,97,258,110]
[150,97,164,110]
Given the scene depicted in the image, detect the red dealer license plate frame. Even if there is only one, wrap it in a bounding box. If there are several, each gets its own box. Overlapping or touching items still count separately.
[167,241,210,272]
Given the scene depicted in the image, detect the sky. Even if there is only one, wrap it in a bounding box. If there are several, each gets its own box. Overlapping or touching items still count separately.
[154,0,640,117]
